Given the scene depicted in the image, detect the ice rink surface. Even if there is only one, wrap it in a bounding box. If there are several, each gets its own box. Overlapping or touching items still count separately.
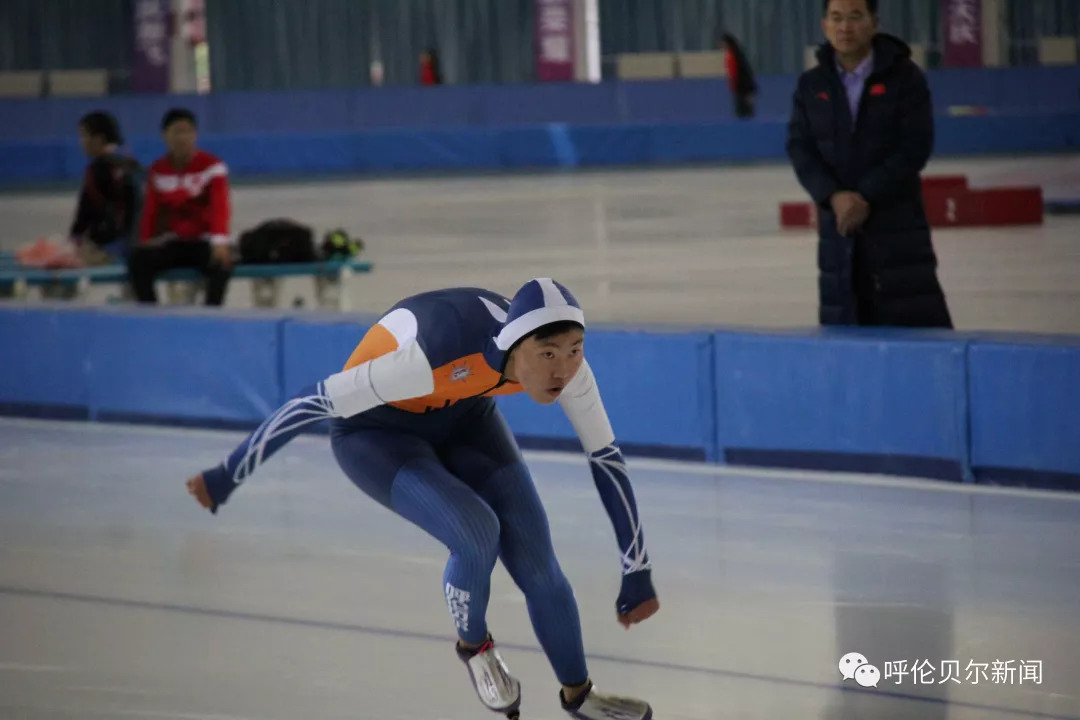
[3,156,1079,718]
[2,155,1079,333]
[1,418,1079,720]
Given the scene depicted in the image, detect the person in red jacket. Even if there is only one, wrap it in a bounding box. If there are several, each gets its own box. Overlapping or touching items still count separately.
[419,47,443,86]
[720,33,757,119]
[128,108,233,306]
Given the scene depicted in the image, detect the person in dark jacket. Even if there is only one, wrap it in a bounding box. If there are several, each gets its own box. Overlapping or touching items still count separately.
[786,0,952,328]
[720,33,757,119]
[70,111,142,265]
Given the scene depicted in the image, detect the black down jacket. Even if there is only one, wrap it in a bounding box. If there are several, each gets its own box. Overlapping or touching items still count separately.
[786,33,952,328]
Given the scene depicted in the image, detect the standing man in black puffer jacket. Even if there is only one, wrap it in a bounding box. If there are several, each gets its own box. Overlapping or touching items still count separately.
[787,0,952,328]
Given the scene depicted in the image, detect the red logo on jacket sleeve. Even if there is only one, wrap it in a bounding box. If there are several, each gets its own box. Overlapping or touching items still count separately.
[870,83,886,96]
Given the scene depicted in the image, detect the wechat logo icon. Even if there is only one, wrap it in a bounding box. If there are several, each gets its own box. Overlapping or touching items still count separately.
[839,652,880,688]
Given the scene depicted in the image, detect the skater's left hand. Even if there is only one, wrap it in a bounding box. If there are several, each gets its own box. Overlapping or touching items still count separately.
[616,569,659,629]
[186,473,216,513]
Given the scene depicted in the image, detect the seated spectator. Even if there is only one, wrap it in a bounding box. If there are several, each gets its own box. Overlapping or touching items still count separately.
[128,108,233,306]
[70,111,142,266]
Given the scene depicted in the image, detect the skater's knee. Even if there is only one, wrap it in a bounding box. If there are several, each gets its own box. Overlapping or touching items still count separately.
[507,553,568,597]
[453,506,501,569]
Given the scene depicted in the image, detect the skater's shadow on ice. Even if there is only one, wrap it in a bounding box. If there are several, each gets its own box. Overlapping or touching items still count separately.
[824,551,953,720]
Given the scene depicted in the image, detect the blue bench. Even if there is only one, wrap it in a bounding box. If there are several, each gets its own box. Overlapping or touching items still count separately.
[0,258,374,311]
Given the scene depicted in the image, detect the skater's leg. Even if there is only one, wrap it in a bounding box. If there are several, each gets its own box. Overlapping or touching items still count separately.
[331,421,520,713]
[440,405,588,688]
[331,424,500,645]
[392,459,501,645]
[485,461,593,694]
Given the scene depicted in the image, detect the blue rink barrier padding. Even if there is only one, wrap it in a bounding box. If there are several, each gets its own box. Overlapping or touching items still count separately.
[0,305,100,419]
[1,67,1078,141]
[1,306,1078,490]
[713,329,970,481]
[968,337,1080,489]
[0,305,282,428]
[86,308,284,428]
[2,112,1078,185]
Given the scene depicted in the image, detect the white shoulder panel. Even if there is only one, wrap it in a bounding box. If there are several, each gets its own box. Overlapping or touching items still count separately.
[323,339,434,418]
[558,359,616,453]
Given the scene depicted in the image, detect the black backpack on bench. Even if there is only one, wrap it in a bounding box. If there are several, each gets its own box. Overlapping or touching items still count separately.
[238,219,317,264]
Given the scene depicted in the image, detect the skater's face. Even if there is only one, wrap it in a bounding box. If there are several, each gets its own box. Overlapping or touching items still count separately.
[510,327,585,405]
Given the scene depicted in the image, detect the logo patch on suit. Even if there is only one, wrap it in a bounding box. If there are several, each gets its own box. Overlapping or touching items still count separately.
[451,363,471,382]
[870,83,886,96]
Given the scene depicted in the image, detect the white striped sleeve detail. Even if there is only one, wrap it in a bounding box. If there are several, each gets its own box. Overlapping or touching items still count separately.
[590,444,650,574]
[233,386,335,484]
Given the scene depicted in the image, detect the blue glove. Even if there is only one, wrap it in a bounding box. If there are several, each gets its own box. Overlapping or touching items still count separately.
[200,463,233,514]
[616,568,657,617]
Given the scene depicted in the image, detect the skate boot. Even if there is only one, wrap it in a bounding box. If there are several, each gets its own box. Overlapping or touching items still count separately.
[560,680,652,720]
[456,634,522,718]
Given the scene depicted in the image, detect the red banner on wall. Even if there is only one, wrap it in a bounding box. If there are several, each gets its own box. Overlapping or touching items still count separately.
[536,0,575,82]
[942,0,983,67]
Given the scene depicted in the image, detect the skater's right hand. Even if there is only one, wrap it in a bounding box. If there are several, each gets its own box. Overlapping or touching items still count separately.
[616,569,659,629]
[186,473,216,513]
[618,597,659,629]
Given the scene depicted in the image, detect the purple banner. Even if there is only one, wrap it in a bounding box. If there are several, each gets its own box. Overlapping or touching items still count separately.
[536,0,575,82]
[131,0,172,93]
[943,0,982,67]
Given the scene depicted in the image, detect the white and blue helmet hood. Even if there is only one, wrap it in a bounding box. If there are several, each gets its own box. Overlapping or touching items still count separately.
[495,278,585,351]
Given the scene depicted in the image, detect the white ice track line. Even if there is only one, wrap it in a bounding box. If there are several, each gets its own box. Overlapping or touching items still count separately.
[1,416,1077,503]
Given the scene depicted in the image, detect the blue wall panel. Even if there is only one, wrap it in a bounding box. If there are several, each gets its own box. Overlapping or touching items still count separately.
[619,81,733,124]
[713,330,969,479]
[649,123,788,163]
[0,141,67,183]
[969,338,1080,483]
[1,66,1077,142]
[211,91,355,134]
[934,112,1080,154]
[4,113,1076,185]
[3,306,1079,490]
[503,126,564,168]
[0,306,97,416]
[86,309,282,425]
[568,125,654,166]
[200,132,364,175]
[353,86,481,129]
[482,83,623,126]
[354,128,502,172]
[0,66,1077,185]
[926,67,1080,113]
